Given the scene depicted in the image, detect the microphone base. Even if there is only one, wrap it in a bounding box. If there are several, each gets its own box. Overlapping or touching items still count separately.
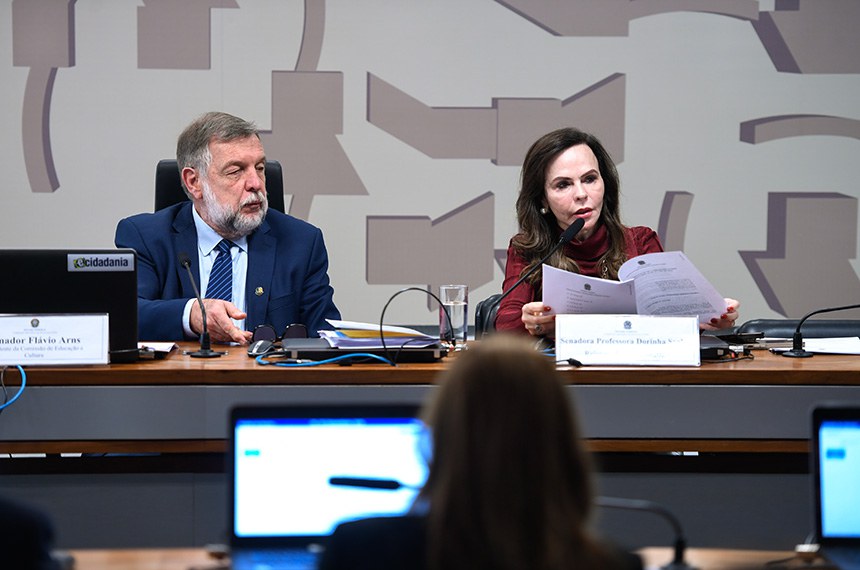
[185,349,227,358]
[661,563,698,570]
[782,349,814,358]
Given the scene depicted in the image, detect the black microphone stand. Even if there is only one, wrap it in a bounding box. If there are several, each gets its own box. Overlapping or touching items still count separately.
[595,496,698,570]
[180,256,225,358]
[479,218,585,338]
[782,303,860,358]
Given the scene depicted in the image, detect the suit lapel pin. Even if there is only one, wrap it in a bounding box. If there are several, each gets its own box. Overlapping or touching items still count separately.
[255,286,264,297]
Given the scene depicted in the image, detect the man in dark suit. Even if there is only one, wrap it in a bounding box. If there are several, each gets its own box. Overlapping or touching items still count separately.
[116,112,340,343]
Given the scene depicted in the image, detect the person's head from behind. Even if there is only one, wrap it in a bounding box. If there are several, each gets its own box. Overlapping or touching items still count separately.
[517,127,621,244]
[419,334,598,569]
[177,111,269,240]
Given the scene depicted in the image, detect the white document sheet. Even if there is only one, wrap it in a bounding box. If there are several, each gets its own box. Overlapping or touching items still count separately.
[542,251,726,325]
[803,337,860,355]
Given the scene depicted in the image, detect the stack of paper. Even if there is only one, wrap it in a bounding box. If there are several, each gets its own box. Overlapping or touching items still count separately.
[319,319,438,349]
[542,251,726,325]
[771,337,860,355]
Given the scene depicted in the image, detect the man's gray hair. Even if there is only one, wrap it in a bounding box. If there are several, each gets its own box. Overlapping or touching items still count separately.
[176,112,259,194]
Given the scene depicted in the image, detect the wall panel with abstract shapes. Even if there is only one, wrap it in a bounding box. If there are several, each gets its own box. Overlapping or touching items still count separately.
[3,0,859,326]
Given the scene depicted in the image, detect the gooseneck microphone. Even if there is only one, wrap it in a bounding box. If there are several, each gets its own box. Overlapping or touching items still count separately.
[479,217,585,336]
[595,496,697,570]
[178,252,224,358]
[782,303,860,358]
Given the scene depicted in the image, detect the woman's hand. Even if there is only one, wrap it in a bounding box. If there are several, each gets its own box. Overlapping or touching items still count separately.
[700,298,740,331]
[522,301,555,337]
[523,298,739,334]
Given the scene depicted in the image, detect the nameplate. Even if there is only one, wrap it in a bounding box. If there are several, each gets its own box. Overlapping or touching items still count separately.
[555,314,700,366]
[0,314,110,365]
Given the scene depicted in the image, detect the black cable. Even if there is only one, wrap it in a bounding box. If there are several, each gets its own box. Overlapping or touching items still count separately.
[378,286,452,366]
[702,351,755,364]
[256,352,393,367]
[390,336,440,365]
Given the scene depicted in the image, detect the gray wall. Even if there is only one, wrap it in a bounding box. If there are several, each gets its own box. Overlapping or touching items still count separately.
[3,0,859,325]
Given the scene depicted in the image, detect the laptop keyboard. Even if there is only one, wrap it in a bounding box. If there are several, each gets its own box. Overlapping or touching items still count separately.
[231,549,319,570]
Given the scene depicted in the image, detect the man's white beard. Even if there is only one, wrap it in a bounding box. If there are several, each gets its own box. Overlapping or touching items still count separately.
[201,180,268,239]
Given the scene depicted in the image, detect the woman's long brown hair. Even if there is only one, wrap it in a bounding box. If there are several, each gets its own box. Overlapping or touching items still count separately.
[512,128,628,289]
[419,335,619,570]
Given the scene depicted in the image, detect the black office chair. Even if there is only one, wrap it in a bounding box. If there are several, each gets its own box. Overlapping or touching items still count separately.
[736,318,860,339]
[153,159,286,213]
[474,293,502,337]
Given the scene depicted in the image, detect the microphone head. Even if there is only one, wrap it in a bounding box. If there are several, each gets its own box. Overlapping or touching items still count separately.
[178,252,192,269]
[559,217,585,243]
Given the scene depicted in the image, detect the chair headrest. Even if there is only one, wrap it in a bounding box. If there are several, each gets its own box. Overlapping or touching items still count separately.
[154,159,286,214]
[736,318,860,339]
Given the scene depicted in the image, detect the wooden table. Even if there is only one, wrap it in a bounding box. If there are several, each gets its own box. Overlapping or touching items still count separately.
[2,343,860,454]
[65,546,806,569]
[16,341,860,386]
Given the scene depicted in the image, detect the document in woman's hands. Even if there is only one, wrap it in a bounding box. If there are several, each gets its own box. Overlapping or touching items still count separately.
[542,251,726,326]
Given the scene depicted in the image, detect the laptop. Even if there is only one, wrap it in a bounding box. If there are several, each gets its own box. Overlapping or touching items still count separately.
[228,404,429,570]
[0,249,139,363]
[280,337,446,363]
[812,404,860,569]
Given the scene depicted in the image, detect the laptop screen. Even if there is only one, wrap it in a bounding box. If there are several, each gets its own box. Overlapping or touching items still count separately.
[230,405,428,548]
[813,407,860,542]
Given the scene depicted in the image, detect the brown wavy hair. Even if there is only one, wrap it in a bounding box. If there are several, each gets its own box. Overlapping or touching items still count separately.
[512,128,628,286]
[418,335,620,570]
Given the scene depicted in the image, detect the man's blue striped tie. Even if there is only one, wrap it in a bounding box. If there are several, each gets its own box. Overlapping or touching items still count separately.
[206,240,234,302]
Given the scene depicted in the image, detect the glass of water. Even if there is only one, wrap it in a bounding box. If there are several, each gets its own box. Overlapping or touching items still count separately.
[439,284,468,349]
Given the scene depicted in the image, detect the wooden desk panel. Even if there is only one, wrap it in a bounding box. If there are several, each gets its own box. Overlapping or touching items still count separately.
[68,548,216,570]
[14,342,860,386]
[66,547,798,570]
[2,343,858,454]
